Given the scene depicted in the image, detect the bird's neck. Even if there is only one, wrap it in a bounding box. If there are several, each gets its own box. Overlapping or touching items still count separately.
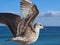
[35,27,40,33]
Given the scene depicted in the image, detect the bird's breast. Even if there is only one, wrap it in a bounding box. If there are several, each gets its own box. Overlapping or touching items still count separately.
[26,32,39,44]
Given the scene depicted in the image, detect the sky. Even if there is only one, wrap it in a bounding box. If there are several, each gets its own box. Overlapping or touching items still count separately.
[0,0,60,26]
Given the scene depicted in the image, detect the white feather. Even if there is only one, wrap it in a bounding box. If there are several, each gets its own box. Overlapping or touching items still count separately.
[21,0,33,18]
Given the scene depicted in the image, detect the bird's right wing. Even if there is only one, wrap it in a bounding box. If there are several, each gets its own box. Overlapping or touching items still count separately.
[16,0,34,36]
[23,4,39,29]
[20,0,33,18]
[20,0,39,28]
[16,0,39,36]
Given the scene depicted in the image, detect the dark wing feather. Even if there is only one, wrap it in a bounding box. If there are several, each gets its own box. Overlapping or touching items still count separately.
[16,0,34,36]
[23,4,39,29]
[0,13,21,37]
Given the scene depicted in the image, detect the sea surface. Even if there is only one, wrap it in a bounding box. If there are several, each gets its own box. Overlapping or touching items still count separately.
[0,26,60,45]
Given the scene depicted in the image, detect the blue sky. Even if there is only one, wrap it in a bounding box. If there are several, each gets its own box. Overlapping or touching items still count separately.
[0,0,60,13]
[0,0,60,26]
[39,0,60,12]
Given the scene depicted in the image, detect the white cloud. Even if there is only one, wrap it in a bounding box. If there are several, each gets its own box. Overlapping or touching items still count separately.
[39,11,60,17]
[34,11,60,26]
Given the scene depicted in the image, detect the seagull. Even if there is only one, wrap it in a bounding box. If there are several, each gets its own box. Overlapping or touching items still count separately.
[0,0,45,45]
[10,23,45,45]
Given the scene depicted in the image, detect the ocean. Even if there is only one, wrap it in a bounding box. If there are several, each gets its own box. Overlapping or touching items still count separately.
[0,26,60,45]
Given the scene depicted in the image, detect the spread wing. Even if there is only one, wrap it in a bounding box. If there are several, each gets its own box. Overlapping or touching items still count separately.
[20,0,39,27]
[20,0,33,18]
[22,4,39,30]
[16,0,39,36]
[0,13,21,37]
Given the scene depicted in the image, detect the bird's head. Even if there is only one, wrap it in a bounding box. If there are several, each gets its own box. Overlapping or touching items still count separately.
[34,23,46,31]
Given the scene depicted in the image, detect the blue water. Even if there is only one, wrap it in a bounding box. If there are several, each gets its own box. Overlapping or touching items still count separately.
[0,26,60,45]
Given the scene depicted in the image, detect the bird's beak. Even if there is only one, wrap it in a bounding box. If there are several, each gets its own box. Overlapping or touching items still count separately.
[43,27,46,31]
[42,27,46,31]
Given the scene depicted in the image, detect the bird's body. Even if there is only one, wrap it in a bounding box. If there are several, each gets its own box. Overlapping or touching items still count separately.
[12,23,43,45]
